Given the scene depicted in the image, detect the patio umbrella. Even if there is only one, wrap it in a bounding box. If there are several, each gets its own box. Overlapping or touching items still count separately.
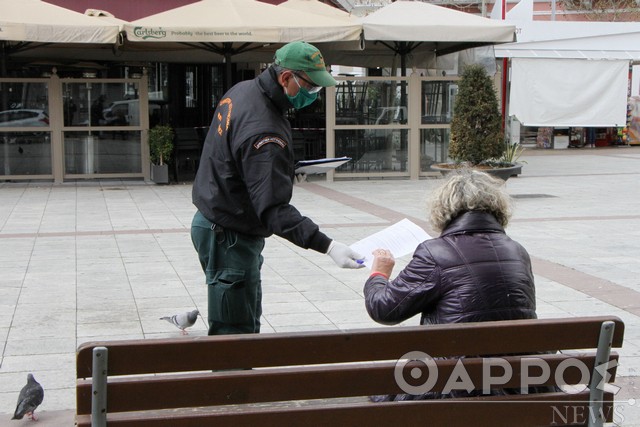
[329,0,516,70]
[122,0,363,89]
[279,0,358,21]
[337,0,516,115]
[0,0,120,44]
[0,1,121,75]
[276,0,366,64]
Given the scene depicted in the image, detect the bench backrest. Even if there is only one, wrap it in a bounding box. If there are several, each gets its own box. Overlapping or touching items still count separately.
[76,316,624,427]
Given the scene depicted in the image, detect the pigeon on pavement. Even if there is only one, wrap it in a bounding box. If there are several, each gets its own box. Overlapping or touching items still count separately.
[12,373,44,421]
[160,309,200,335]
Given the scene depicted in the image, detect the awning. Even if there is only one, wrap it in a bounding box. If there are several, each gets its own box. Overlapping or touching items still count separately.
[328,0,516,69]
[495,21,640,60]
[509,58,629,127]
[0,0,120,44]
[123,0,362,44]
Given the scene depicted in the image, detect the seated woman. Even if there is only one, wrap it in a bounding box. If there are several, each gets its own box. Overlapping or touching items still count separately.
[364,169,537,401]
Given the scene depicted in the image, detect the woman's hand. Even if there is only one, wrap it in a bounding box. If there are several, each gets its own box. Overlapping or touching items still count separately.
[371,249,395,278]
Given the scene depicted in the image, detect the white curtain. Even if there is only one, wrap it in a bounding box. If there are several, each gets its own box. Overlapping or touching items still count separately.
[509,58,629,127]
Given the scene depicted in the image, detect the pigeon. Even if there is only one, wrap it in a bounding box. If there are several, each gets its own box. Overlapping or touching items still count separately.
[160,309,199,335]
[12,373,44,421]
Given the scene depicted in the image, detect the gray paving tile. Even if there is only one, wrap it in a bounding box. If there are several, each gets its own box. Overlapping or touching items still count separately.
[4,338,77,357]
[1,353,75,373]
[274,324,339,333]
[262,291,309,304]
[262,301,318,315]
[77,321,143,338]
[265,312,333,328]
[312,299,365,313]
[134,296,201,311]
[77,308,140,325]
[325,309,375,325]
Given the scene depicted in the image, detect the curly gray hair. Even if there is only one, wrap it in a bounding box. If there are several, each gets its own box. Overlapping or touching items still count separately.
[428,169,513,232]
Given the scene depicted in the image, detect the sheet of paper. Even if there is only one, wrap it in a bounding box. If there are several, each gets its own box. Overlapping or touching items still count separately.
[294,157,351,174]
[350,218,431,268]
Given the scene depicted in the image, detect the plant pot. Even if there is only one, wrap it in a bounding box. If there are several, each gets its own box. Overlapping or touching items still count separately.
[150,163,170,184]
[430,163,522,182]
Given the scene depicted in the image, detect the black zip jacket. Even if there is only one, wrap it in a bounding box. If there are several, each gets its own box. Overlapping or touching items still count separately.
[192,67,331,253]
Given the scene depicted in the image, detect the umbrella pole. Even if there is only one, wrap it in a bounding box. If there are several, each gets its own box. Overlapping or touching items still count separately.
[224,53,233,92]
[399,43,407,122]
[1,42,7,175]
[0,42,7,77]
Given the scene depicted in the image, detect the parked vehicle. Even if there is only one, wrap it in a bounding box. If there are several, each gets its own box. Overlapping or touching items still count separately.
[0,109,49,127]
[102,100,161,126]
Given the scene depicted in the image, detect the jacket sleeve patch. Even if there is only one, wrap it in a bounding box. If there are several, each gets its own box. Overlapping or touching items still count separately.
[216,98,232,136]
[254,136,287,150]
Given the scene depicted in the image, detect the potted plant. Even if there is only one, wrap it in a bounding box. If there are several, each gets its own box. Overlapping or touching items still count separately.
[148,125,174,184]
[488,140,527,177]
[431,64,523,181]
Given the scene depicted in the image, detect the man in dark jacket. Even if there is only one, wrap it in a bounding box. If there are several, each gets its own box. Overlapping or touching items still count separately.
[192,41,363,336]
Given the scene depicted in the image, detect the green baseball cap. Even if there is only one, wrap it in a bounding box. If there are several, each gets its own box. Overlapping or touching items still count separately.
[274,41,337,87]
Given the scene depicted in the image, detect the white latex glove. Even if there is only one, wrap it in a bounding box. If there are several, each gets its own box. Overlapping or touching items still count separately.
[327,241,365,269]
[294,173,307,185]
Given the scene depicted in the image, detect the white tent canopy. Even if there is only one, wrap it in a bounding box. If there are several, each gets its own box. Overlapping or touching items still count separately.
[497,21,637,127]
[496,21,640,60]
[509,58,629,127]
[0,0,120,44]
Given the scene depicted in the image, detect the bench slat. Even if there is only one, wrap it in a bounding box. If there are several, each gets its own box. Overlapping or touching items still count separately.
[75,390,612,427]
[76,316,624,377]
[76,353,618,414]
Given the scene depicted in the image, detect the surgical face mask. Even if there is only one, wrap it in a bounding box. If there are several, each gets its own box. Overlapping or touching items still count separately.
[285,74,318,110]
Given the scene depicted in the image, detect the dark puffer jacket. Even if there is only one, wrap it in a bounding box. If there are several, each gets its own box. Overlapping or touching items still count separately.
[364,211,536,326]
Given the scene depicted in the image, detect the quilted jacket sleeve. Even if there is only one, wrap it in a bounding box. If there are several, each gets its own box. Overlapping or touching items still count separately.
[364,242,442,325]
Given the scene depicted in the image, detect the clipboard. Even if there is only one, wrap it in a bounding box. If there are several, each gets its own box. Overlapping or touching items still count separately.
[294,157,352,175]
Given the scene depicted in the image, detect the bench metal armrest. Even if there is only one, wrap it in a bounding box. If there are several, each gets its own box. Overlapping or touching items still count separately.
[588,321,616,427]
[92,347,108,427]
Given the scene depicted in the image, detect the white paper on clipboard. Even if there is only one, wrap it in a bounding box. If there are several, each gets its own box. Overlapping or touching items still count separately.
[350,218,431,268]
[294,157,351,174]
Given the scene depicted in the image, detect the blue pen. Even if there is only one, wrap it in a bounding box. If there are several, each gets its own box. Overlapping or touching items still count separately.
[356,259,365,265]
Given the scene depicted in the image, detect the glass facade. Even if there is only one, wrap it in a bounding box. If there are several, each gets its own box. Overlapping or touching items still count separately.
[420,128,450,172]
[64,131,141,175]
[421,81,457,124]
[333,75,456,178]
[336,129,408,173]
[1,73,458,182]
[335,79,407,126]
[62,82,140,128]
[61,81,144,177]
[0,132,52,176]
[334,78,409,174]
[0,81,51,176]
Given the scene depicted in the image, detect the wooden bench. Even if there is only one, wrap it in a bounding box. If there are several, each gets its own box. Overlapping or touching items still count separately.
[76,316,624,427]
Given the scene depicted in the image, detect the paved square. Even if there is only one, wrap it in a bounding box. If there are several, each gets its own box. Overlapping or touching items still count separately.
[1,147,639,425]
